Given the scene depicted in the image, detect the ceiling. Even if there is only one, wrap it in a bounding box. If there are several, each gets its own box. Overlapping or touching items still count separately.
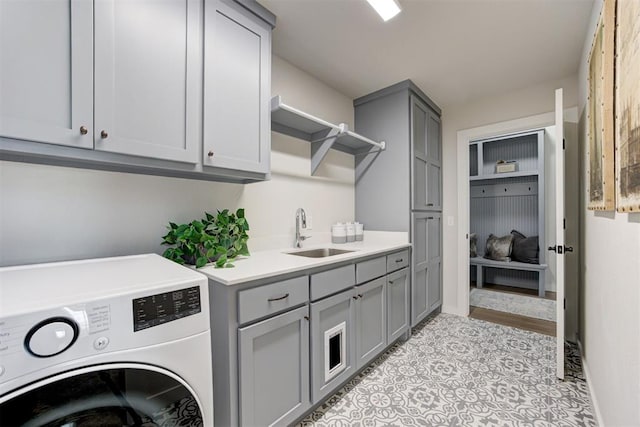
[259,0,594,109]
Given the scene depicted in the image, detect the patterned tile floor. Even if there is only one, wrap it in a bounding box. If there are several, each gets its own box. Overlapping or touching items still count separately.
[299,313,595,427]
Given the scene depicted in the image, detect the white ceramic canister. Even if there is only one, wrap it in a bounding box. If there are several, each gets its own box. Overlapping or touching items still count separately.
[355,222,364,241]
[346,222,356,242]
[332,223,347,244]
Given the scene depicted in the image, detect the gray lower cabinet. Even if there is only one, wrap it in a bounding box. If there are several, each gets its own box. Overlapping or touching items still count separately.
[238,305,310,426]
[387,267,410,343]
[412,212,442,326]
[310,288,356,404]
[354,277,387,369]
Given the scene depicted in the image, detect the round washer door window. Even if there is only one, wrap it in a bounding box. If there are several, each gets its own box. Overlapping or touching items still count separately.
[0,365,203,427]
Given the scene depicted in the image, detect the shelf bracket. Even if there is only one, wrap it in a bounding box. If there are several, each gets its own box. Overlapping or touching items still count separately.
[310,127,342,175]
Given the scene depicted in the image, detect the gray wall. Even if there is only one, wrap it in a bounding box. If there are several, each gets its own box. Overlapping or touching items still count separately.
[0,55,356,266]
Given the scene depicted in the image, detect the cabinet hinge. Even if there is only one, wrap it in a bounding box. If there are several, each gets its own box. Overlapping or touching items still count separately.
[563,138,566,150]
[563,218,566,230]
[564,299,566,310]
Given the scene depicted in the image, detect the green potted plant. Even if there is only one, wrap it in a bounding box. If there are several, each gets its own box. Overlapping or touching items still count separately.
[162,209,250,268]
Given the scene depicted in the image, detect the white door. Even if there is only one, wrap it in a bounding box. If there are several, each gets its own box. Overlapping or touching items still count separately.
[0,0,93,148]
[94,0,200,163]
[553,88,566,380]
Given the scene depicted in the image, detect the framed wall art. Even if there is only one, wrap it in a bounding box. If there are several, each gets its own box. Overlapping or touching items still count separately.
[615,0,640,212]
[587,0,615,211]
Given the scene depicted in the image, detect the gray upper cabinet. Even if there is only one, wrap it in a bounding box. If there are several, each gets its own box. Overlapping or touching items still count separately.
[426,110,442,210]
[0,0,93,149]
[203,0,271,174]
[94,0,200,163]
[1,0,274,183]
[238,305,310,426]
[411,96,442,211]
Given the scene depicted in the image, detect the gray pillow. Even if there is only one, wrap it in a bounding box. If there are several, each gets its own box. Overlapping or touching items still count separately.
[510,229,539,264]
[470,233,478,258]
[484,233,513,262]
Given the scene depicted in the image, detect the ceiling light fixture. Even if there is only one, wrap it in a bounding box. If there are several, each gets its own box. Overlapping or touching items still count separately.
[366,0,401,22]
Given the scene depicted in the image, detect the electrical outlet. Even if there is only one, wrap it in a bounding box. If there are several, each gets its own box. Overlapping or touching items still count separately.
[306,214,313,230]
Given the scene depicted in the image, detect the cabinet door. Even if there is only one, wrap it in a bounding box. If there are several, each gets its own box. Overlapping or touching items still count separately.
[426,110,442,210]
[355,277,386,369]
[411,212,429,326]
[203,0,271,174]
[427,214,442,312]
[411,95,429,210]
[387,267,410,343]
[238,305,310,427]
[310,288,355,404]
[411,96,442,211]
[94,0,200,163]
[0,0,93,148]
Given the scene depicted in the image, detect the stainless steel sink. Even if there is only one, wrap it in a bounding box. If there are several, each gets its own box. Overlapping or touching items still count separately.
[285,248,355,258]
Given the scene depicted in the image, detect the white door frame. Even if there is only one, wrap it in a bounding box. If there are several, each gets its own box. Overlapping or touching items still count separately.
[455,111,556,316]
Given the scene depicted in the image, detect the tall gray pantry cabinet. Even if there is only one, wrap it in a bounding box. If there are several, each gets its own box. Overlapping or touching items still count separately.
[354,80,443,326]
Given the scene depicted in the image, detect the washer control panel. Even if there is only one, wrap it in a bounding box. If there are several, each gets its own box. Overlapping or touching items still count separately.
[0,283,207,389]
[133,286,201,332]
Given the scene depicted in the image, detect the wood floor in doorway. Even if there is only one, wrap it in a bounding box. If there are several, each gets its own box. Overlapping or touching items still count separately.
[469,283,556,337]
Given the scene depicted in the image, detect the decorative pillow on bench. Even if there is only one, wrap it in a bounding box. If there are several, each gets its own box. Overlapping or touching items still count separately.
[484,233,513,262]
[510,230,539,264]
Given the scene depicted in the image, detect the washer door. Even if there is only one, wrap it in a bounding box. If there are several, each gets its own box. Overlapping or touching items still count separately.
[0,364,203,427]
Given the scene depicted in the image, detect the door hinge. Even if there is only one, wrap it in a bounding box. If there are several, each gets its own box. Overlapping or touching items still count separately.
[564,299,566,310]
[563,138,566,149]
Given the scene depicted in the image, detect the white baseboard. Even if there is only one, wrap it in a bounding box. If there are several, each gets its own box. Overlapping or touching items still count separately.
[577,339,604,426]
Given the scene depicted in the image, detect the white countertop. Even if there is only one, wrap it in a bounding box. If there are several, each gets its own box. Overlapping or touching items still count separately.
[198,231,410,285]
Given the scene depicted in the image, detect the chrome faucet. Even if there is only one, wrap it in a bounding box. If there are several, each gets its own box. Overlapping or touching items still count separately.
[295,208,311,248]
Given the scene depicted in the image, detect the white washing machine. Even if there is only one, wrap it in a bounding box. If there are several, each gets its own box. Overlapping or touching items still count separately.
[0,254,213,426]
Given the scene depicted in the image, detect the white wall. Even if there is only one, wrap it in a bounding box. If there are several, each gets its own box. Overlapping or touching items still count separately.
[0,55,355,267]
[441,74,578,315]
[577,1,640,425]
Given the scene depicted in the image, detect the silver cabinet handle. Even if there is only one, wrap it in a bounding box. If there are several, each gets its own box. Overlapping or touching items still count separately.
[304,316,309,321]
[427,203,434,206]
[395,258,404,263]
[80,126,88,135]
[267,293,289,302]
[100,130,108,139]
[352,295,359,300]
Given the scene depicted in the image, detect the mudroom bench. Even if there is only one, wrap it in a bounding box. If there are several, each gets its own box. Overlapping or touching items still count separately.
[470,257,547,297]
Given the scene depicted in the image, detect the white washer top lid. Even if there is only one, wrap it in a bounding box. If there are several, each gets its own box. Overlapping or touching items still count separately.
[0,254,207,318]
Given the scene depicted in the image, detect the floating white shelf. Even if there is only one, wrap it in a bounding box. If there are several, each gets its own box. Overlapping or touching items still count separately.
[469,170,539,181]
[270,95,385,175]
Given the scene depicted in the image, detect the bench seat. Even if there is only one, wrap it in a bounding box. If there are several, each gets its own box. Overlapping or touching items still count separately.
[470,257,547,297]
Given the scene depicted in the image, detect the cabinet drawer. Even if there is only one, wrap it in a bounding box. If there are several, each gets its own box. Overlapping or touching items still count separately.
[238,276,309,325]
[310,265,355,301]
[387,250,409,272]
[355,256,386,284]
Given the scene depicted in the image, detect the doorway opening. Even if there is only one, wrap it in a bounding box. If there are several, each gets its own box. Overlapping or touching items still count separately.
[466,129,557,337]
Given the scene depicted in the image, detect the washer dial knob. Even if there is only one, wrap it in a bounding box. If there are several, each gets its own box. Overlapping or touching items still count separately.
[25,317,79,358]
